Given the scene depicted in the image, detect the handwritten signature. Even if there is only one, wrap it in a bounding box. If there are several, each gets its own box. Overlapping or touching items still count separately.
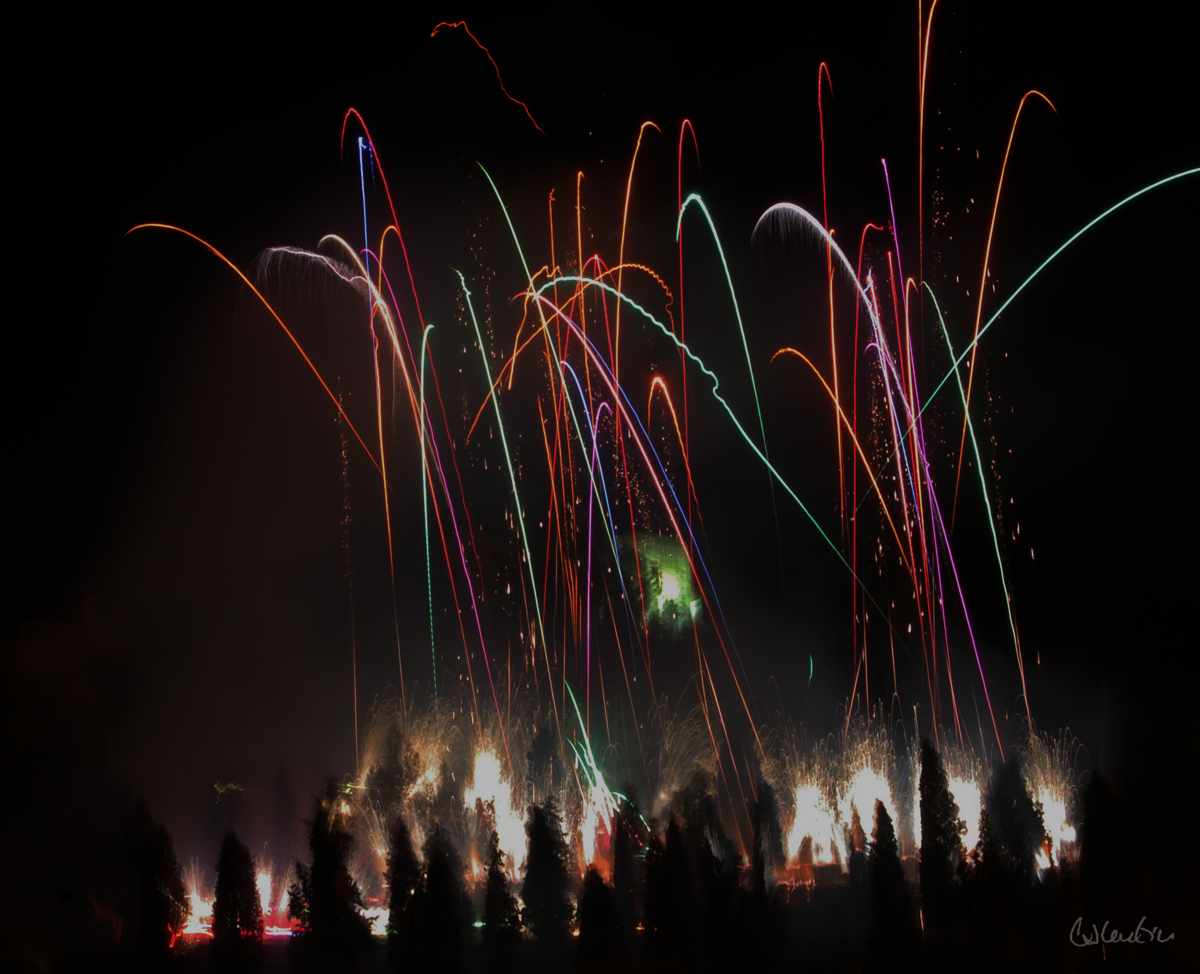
[1069,916,1175,948]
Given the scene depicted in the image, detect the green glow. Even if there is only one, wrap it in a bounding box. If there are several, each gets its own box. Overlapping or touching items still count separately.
[639,536,700,630]
[537,273,885,618]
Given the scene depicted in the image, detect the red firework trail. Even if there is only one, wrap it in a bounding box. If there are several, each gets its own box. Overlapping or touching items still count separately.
[431,20,545,134]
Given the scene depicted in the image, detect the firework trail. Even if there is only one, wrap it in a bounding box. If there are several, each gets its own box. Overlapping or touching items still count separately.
[129,13,1198,901]
[431,19,545,134]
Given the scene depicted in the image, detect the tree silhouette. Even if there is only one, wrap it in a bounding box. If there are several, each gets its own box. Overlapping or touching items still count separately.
[287,863,313,933]
[673,778,739,974]
[482,829,520,974]
[964,757,1049,958]
[978,756,1046,886]
[577,865,627,972]
[918,739,964,932]
[749,778,783,901]
[287,781,371,961]
[212,830,263,962]
[385,815,420,963]
[642,816,696,972]
[757,779,786,872]
[521,798,572,957]
[120,800,187,958]
[610,789,640,937]
[869,801,912,951]
[641,822,666,947]
[410,825,469,973]
[847,806,869,891]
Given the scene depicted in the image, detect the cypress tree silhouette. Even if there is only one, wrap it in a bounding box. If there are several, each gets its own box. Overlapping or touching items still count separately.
[749,778,783,901]
[673,778,739,974]
[411,825,469,973]
[385,815,420,963]
[869,800,912,951]
[642,816,696,973]
[978,756,1046,886]
[610,789,640,938]
[965,757,1047,958]
[482,828,521,974]
[577,865,627,972]
[918,739,964,933]
[521,798,572,958]
[847,806,869,891]
[287,862,313,933]
[642,822,668,966]
[287,781,371,962]
[757,779,786,874]
[743,782,789,973]
[120,800,187,958]
[212,830,263,962]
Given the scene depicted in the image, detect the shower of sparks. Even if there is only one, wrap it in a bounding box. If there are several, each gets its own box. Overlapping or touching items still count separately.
[129,12,1193,914]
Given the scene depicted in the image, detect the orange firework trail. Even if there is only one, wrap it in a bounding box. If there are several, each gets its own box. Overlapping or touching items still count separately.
[126,224,380,473]
[949,89,1057,528]
[130,12,1197,867]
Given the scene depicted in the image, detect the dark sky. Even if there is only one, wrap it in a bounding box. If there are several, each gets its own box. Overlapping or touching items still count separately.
[8,5,1199,867]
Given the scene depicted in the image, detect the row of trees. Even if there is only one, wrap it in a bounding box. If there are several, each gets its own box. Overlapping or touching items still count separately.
[101,740,1131,969]
[353,742,1062,972]
[367,739,1110,971]
[97,803,265,963]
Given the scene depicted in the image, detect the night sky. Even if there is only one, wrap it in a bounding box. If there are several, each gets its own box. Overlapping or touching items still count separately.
[8,5,1199,885]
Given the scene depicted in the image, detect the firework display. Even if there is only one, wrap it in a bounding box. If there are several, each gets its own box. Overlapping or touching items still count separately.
[110,8,1196,958]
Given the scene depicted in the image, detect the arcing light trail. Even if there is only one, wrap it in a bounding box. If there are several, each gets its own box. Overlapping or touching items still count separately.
[131,16,1196,889]
[949,89,1057,527]
[430,19,545,134]
[914,166,1200,427]
[130,164,1195,811]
